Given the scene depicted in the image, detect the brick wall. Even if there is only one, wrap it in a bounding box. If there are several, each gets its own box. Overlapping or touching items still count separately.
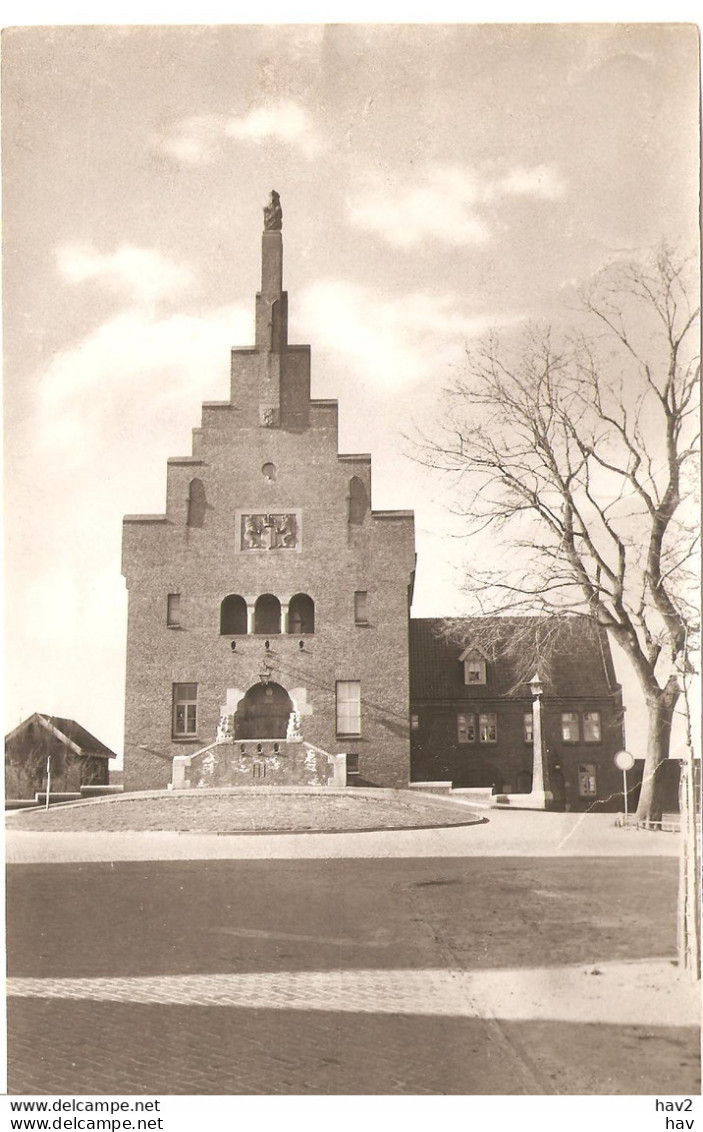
[411,697,634,811]
[122,253,415,792]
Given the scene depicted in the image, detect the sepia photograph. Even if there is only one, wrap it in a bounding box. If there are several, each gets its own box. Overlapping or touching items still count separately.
[3,18,701,1113]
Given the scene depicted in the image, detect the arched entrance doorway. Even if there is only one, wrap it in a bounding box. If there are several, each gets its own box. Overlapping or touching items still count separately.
[234,682,294,739]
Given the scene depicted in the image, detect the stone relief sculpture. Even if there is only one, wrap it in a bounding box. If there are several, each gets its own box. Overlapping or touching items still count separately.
[286,711,302,742]
[263,190,283,231]
[241,513,298,550]
[275,514,296,547]
[216,712,235,743]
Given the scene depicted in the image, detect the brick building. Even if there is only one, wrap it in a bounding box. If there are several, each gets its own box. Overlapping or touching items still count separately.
[409,618,635,812]
[122,199,415,791]
[122,197,630,810]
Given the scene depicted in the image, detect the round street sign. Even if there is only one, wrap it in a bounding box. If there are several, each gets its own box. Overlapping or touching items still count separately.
[614,750,636,771]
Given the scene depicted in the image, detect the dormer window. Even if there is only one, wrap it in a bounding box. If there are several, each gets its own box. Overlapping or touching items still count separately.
[459,648,487,685]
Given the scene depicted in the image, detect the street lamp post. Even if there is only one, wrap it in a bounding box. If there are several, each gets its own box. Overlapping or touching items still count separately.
[528,672,552,810]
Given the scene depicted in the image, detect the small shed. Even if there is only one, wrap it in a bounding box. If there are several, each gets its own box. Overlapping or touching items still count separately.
[5,714,117,799]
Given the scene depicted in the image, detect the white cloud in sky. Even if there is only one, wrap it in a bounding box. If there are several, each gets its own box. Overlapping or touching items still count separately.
[298,279,494,391]
[348,163,566,248]
[161,101,320,164]
[37,303,251,458]
[57,243,195,304]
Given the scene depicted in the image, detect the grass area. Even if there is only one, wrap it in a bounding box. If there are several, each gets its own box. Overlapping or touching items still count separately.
[6,790,482,834]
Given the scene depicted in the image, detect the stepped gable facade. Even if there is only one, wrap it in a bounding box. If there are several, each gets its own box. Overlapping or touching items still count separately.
[122,195,630,811]
[122,198,416,791]
[409,617,632,811]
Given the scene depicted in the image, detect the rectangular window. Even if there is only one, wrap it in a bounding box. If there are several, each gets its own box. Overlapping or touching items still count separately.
[479,712,497,743]
[578,763,597,796]
[524,712,534,743]
[561,711,580,743]
[463,658,487,685]
[354,591,368,624]
[336,680,361,736]
[172,683,197,737]
[457,713,476,744]
[167,593,181,627]
[583,711,602,743]
[410,713,420,731]
[346,753,360,777]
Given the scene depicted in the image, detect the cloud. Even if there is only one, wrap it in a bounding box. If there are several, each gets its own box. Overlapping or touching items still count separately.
[161,102,320,164]
[37,303,252,459]
[57,244,195,304]
[348,163,566,248]
[297,279,494,392]
[493,164,566,200]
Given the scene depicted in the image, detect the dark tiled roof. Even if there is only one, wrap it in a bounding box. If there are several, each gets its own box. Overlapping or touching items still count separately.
[38,715,117,758]
[410,617,619,702]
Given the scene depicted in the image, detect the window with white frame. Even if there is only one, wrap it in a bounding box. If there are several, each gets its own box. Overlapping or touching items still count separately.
[479,712,497,743]
[561,711,580,743]
[336,681,361,736]
[523,712,533,743]
[583,711,602,743]
[457,713,476,744]
[578,763,597,796]
[173,683,198,737]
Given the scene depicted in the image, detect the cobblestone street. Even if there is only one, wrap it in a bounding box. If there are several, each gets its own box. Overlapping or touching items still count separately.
[6,849,700,1095]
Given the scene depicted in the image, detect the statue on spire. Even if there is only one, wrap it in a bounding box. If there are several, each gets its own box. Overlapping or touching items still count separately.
[263,190,283,231]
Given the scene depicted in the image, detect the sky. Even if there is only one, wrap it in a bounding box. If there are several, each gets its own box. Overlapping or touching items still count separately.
[3,23,700,758]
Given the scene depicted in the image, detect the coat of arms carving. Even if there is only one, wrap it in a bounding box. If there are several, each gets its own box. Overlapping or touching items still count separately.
[241,513,298,550]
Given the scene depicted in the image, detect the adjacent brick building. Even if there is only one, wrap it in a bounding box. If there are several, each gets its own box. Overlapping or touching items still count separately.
[409,617,635,812]
[122,202,415,791]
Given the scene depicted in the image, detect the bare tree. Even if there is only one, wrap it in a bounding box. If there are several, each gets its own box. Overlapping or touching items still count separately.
[418,247,699,823]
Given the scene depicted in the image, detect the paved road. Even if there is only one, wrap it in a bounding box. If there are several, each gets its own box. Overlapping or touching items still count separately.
[6,855,699,1095]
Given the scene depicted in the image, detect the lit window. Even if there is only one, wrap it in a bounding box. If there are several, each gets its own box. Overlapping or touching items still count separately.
[354,591,368,625]
[523,712,533,743]
[479,713,497,743]
[578,763,597,796]
[583,711,602,743]
[167,593,181,627]
[173,683,197,737]
[336,681,361,736]
[561,712,580,743]
[410,713,420,731]
[457,713,476,744]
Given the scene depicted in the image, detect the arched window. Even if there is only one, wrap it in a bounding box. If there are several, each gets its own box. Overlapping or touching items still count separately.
[288,593,315,634]
[187,479,207,528]
[234,682,293,740]
[254,593,281,634]
[220,594,247,635]
[348,476,368,525]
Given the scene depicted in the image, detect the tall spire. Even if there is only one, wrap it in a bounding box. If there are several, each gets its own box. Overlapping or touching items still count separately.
[256,190,288,353]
